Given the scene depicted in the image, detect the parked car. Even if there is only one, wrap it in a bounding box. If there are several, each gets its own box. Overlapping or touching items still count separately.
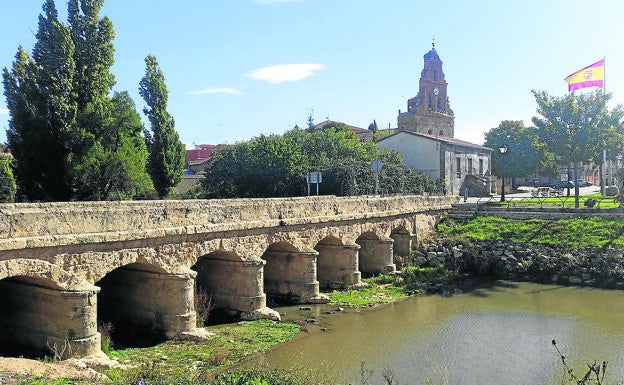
[576,179,592,187]
[551,180,573,189]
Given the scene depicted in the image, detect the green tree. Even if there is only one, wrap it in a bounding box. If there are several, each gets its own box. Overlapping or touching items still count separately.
[484,120,556,189]
[68,0,115,116]
[0,154,16,202]
[139,55,185,198]
[74,92,153,199]
[68,0,151,200]
[201,123,439,198]
[3,0,77,200]
[532,89,624,207]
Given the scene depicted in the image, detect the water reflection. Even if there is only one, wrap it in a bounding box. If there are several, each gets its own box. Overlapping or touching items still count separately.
[253,281,624,384]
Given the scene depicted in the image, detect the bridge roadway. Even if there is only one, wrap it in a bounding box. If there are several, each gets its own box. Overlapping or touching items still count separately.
[0,195,456,358]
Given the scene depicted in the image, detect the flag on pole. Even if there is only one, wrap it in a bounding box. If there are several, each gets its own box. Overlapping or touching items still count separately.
[564,59,604,91]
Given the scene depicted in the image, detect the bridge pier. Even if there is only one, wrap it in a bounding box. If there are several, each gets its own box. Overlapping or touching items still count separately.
[263,249,329,304]
[194,256,279,321]
[0,279,100,359]
[315,243,362,288]
[97,264,196,340]
[390,231,416,257]
[357,237,396,275]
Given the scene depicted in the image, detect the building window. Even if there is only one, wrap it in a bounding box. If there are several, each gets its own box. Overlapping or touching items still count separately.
[479,159,484,175]
[433,70,438,81]
[456,157,461,179]
[468,158,473,175]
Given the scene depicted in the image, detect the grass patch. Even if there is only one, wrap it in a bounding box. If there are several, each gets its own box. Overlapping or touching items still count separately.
[324,266,456,307]
[324,277,407,307]
[494,192,620,209]
[106,320,300,381]
[438,216,624,248]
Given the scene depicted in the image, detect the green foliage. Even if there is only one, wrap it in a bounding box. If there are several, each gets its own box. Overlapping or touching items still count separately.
[484,120,556,180]
[202,124,441,198]
[139,55,185,198]
[532,89,624,207]
[0,155,16,202]
[2,0,152,201]
[3,1,77,200]
[532,90,624,167]
[438,216,624,249]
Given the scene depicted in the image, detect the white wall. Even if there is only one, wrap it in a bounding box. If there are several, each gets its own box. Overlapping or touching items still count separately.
[378,133,440,180]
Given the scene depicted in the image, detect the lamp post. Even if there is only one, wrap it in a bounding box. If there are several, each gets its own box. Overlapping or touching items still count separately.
[499,145,508,202]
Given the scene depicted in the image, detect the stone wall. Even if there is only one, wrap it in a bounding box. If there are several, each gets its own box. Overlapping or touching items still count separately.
[419,237,624,289]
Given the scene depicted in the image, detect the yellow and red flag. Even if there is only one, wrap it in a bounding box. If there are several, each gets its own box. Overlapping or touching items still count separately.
[564,59,604,91]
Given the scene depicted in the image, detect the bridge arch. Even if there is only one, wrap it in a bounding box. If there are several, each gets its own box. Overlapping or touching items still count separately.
[95,261,195,347]
[315,236,361,288]
[0,259,100,359]
[192,250,267,323]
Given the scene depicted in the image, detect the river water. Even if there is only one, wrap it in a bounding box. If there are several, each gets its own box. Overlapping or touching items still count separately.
[254,281,624,384]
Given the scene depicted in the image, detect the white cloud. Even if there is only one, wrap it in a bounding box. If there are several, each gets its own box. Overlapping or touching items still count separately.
[0,108,9,115]
[190,87,242,95]
[253,0,302,4]
[248,64,325,84]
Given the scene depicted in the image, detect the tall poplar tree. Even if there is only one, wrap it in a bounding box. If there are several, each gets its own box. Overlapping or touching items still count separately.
[139,55,184,198]
[68,0,151,199]
[3,0,76,200]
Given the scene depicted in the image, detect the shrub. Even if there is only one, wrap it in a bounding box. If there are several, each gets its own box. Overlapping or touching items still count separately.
[194,285,214,327]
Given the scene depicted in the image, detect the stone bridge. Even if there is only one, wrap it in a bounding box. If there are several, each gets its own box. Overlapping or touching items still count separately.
[0,195,456,358]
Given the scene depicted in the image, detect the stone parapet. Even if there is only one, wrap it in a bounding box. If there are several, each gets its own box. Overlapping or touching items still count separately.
[0,196,456,253]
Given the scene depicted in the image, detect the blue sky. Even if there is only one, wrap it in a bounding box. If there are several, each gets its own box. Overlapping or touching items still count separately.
[1,0,624,146]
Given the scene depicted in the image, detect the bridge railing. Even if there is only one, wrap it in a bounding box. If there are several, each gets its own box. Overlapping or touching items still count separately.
[470,195,620,209]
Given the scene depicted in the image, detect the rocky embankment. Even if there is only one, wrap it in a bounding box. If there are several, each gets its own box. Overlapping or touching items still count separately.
[417,236,624,289]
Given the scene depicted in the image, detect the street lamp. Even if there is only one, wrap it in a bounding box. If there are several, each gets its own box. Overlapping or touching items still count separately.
[499,145,508,202]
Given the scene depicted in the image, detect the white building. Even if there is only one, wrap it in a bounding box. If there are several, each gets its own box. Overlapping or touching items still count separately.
[378,131,493,196]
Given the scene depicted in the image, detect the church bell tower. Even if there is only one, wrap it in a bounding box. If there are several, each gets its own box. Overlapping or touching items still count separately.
[397,43,454,137]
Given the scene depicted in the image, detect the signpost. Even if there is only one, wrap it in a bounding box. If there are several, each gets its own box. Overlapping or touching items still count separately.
[307,171,322,196]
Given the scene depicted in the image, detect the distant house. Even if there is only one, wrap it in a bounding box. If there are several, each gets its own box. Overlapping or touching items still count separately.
[377,131,493,197]
[185,144,218,174]
[311,120,373,142]
[174,144,218,196]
